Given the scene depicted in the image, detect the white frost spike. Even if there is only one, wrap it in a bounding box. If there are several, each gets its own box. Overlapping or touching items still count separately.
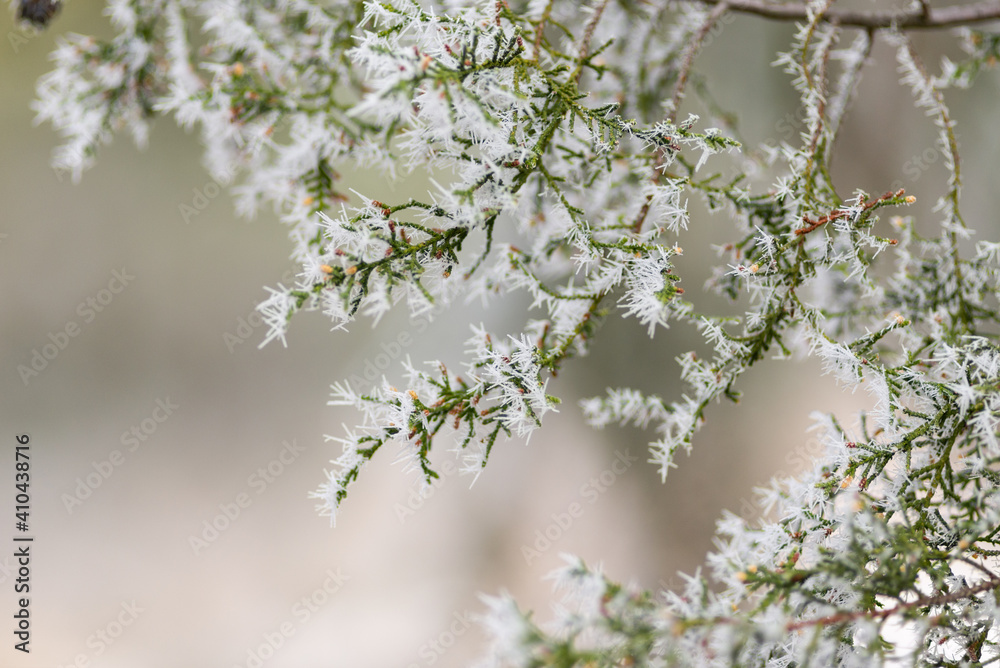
[256,286,296,348]
[619,250,675,336]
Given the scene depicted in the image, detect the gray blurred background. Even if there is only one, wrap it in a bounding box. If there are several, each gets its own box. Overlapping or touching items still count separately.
[1,2,998,667]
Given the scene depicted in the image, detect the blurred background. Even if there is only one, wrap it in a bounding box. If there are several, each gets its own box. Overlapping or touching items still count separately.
[1,2,998,667]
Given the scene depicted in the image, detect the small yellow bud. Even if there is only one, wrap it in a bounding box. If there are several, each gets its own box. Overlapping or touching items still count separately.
[735,571,748,582]
[345,265,358,275]
[958,539,970,550]
[303,196,315,207]
[407,390,418,400]
[904,195,916,204]
[749,263,759,274]
[747,564,758,574]
[672,245,683,255]
[231,62,245,77]
[840,475,852,489]
[320,264,334,275]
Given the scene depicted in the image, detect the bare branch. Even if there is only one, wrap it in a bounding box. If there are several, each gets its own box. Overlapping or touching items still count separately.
[533,0,555,62]
[691,0,1000,30]
[668,2,730,121]
[573,0,612,83]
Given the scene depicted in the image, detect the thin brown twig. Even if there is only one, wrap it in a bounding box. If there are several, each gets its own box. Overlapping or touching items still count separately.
[802,7,837,193]
[784,571,1000,631]
[959,555,1000,582]
[795,189,906,236]
[897,34,963,227]
[668,2,729,122]
[918,0,932,22]
[573,0,613,83]
[636,4,728,234]
[798,0,835,92]
[689,0,1000,30]
[631,184,657,235]
[677,567,1000,636]
[533,0,555,62]
[826,28,875,146]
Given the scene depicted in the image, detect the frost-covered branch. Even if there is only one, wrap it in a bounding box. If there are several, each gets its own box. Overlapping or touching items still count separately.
[26,0,1000,665]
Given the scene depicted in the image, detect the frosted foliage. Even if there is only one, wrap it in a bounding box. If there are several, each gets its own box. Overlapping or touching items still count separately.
[31,0,1000,665]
